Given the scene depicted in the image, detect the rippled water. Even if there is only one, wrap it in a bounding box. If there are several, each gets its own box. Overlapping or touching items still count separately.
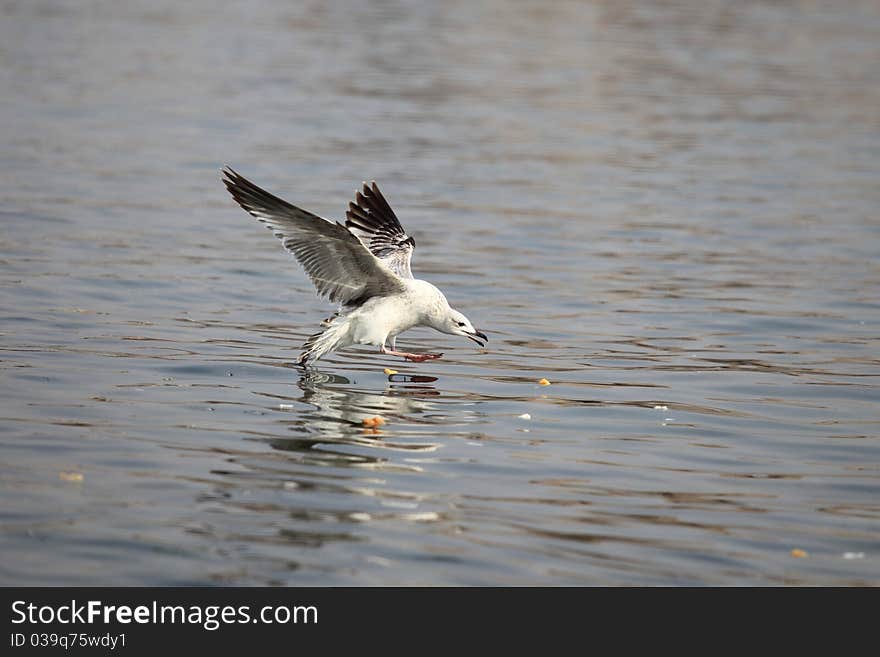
[1,1,879,585]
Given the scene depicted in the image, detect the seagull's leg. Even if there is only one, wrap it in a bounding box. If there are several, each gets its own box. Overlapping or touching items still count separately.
[380,343,443,362]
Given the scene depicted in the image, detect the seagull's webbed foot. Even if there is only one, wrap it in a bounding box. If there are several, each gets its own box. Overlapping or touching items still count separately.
[381,346,443,362]
[402,352,443,362]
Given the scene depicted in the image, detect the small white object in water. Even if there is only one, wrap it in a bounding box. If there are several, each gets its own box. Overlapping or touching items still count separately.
[365,555,393,567]
[279,403,294,410]
[653,405,668,411]
[403,511,439,522]
[518,413,531,420]
[843,552,865,560]
[381,500,419,510]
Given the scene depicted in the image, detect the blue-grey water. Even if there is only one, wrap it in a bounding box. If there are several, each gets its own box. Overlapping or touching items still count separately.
[1,0,878,585]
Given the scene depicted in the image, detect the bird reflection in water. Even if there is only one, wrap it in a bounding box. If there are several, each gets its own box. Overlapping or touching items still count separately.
[262,367,443,463]
[203,368,446,559]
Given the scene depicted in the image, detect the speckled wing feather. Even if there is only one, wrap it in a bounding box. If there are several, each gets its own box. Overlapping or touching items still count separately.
[344,181,415,279]
[222,167,404,306]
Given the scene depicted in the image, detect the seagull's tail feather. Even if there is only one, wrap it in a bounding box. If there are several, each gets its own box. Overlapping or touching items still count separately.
[298,316,351,365]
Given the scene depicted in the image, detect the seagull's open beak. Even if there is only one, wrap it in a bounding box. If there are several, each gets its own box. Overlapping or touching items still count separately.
[466,330,488,347]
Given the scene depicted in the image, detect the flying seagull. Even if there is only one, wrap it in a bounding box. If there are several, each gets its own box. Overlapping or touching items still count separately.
[221,167,487,365]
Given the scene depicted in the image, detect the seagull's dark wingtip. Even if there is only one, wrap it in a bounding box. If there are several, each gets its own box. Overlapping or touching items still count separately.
[220,166,241,192]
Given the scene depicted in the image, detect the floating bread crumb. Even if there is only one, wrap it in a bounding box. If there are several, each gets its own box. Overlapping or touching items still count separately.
[790,548,808,558]
[362,416,387,427]
[538,378,550,385]
[383,368,398,375]
[59,472,84,482]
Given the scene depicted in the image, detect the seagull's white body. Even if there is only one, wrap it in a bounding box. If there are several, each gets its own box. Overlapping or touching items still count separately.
[221,168,486,364]
[348,280,447,346]
[311,279,451,359]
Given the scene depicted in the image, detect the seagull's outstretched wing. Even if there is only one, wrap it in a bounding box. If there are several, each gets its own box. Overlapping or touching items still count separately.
[222,167,405,306]
[344,182,415,279]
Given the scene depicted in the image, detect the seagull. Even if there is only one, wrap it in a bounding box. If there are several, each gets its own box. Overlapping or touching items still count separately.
[221,167,487,365]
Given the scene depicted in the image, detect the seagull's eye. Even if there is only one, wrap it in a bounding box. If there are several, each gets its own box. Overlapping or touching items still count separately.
[456,321,465,327]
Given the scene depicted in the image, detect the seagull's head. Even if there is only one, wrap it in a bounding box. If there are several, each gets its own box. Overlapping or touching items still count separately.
[444,309,488,348]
